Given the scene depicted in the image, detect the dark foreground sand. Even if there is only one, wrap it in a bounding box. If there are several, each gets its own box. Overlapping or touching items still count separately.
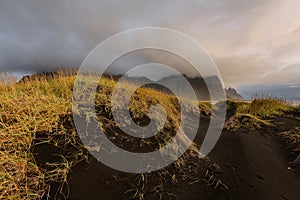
[35,115,300,200]
[207,119,300,200]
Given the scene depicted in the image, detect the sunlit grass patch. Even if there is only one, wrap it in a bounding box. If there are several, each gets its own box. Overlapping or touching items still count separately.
[224,113,272,132]
[237,96,293,119]
[224,96,299,132]
[0,71,74,199]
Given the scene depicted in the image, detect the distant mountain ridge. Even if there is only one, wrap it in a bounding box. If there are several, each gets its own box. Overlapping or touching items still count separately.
[113,74,244,101]
[19,72,244,101]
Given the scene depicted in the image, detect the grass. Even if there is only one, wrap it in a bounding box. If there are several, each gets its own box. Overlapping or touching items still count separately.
[0,71,74,199]
[237,95,294,119]
[224,113,272,132]
[0,70,214,199]
[224,96,299,132]
[0,72,17,85]
[4,71,298,199]
[278,127,300,173]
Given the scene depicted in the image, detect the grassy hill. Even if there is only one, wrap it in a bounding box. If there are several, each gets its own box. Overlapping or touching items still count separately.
[0,71,213,199]
[0,71,299,199]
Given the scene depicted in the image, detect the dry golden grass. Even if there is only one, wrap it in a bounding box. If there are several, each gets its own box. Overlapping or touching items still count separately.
[237,96,293,119]
[0,71,74,199]
[278,127,300,172]
[0,72,17,85]
[224,113,272,132]
[224,97,299,132]
[0,70,212,199]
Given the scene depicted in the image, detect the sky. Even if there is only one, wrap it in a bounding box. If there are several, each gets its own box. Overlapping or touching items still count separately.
[0,0,299,99]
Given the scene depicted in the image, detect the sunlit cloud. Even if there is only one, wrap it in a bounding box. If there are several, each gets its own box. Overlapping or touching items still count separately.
[0,0,299,88]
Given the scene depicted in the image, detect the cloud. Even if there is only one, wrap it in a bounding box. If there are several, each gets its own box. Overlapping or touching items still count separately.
[0,0,299,87]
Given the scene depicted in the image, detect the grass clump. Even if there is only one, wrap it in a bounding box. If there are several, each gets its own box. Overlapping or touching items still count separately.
[237,96,293,119]
[0,71,76,199]
[278,127,300,173]
[224,96,296,132]
[224,113,272,132]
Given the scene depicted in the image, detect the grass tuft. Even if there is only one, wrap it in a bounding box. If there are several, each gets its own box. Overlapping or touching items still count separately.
[237,96,293,119]
[278,127,300,173]
[224,113,272,132]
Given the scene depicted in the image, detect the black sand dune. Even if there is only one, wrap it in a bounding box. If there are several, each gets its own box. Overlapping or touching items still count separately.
[207,117,300,200]
[34,111,300,200]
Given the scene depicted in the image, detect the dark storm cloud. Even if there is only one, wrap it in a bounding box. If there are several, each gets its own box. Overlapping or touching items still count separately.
[0,0,299,87]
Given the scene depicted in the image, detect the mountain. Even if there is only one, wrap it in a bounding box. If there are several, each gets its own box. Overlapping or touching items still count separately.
[156,75,222,101]
[116,75,244,101]
[225,87,244,101]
